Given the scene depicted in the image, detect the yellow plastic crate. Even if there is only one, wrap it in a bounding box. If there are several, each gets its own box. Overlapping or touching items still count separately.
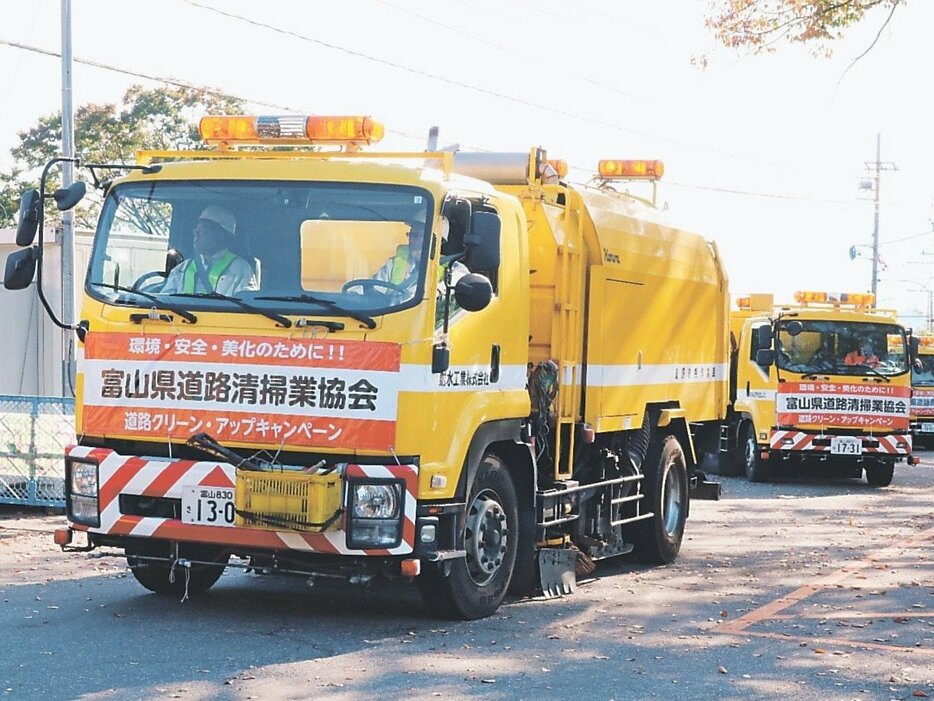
[235,470,342,532]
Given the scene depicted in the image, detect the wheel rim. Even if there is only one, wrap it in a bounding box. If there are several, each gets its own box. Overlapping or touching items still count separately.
[465,489,509,586]
[661,457,684,537]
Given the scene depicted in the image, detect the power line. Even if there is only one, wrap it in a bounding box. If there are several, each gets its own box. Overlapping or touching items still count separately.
[0,37,884,208]
[375,0,649,104]
[0,38,426,143]
[179,0,790,168]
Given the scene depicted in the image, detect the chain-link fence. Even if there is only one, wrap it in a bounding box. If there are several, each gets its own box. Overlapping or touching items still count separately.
[0,395,74,507]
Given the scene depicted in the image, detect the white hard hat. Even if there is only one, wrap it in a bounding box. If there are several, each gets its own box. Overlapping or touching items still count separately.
[199,205,236,235]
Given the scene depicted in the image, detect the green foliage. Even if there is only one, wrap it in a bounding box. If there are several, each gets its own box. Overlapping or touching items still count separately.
[705,0,904,57]
[0,85,244,229]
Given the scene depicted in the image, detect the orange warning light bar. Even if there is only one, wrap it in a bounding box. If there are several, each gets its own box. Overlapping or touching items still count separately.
[199,115,384,146]
[598,159,664,181]
[736,296,751,310]
[793,291,875,307]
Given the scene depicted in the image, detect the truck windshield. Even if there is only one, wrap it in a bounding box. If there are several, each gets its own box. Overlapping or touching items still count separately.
[912,354,934,386]
[776,319,908,377]
[86,180,433,318]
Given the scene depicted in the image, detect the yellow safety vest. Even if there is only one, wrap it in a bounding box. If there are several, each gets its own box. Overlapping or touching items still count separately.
[182,252,237,293]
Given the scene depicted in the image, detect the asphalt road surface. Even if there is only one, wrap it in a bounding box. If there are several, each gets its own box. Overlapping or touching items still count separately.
[1,454,931,700]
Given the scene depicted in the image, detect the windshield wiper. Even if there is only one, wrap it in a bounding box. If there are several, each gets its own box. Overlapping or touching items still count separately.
[172,292,292,328]
[255,293,376,329]
[90,282,197,324]
[862,364,892,382]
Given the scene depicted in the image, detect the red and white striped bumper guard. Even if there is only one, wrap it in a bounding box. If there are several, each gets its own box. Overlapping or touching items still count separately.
[769,430,911,455]
[65,446,417,556]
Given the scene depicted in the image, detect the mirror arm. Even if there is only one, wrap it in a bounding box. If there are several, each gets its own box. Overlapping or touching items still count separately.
[33,157,79,331]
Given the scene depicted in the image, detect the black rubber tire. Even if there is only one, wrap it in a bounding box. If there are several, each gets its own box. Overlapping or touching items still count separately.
[865,461,895,487]
[631,435,689,565]
[741,422,770,483]
[418,453,518,619]
[126,540,229,596]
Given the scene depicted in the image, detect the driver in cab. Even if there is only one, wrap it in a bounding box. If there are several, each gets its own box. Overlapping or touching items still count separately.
[844,341,880,368]
[372,212,467,297]
[160,205,257,296]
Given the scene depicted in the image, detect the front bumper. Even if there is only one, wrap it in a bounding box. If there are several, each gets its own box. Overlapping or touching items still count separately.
[63,445,419,556]
[768,430,911,460]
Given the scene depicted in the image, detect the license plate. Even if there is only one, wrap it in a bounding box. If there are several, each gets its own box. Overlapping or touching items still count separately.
[922,423,934,434]
[181,485,235,527]
[830,436,862,455]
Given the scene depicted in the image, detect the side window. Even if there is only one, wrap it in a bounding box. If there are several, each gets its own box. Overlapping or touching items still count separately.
[749,322,768,362]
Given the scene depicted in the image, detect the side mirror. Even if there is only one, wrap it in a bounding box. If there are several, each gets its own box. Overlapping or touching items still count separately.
[785,320,803,337]
[165,248,184,275]
[52,181,87,211]
[464,211,501,271]
[431,344,450,374]
[909,336,920,360]
[3,247,39,290]
[754,325,773,350]
[454,273,493,312]
[755,349,775,367]
[16,190,42,246]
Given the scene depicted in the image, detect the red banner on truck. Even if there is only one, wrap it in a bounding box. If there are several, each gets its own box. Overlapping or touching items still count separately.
[776,381,910,430]
[79,332,402,449]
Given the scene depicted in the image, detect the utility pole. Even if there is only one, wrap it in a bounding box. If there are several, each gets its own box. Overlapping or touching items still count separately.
[865,133,897,304]
[61,0,75,395]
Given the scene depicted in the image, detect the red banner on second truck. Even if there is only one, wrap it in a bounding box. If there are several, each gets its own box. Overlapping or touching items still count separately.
[79,332,402,450]
[776,381,910,430]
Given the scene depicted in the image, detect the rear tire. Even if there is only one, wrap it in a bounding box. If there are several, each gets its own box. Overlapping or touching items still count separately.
[126,540,229,596]
[418,453,518,619]
[741,423,770,483]
[631,435,688,564]
[865,461,894,487]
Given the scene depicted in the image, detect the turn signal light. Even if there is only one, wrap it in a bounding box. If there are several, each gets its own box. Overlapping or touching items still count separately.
[598,159,664,180]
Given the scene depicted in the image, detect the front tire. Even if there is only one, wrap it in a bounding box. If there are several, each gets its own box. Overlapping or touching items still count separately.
[126,540,229,597]
[741,422,770,483]
[631,435,688,564]
[418,453,518,619]
[865,461,894,487]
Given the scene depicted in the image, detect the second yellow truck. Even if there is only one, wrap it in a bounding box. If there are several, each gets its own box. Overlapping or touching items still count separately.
[723,292,915,485]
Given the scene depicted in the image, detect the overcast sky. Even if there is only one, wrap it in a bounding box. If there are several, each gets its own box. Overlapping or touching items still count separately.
[2,0,932,326]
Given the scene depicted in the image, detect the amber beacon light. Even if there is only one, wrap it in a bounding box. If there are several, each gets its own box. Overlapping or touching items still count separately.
[598,159,664,181]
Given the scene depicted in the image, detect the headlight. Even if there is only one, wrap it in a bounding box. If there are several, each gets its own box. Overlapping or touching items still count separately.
[71,463,99,496]
[352,483,400,519]
[67,459,100,528]
[347,480,404,549]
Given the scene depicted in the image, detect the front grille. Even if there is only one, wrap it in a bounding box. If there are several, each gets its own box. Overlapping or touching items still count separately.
[119,494,181,519]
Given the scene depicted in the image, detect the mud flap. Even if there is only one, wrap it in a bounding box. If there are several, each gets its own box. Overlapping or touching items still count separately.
[538,548,577,598]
